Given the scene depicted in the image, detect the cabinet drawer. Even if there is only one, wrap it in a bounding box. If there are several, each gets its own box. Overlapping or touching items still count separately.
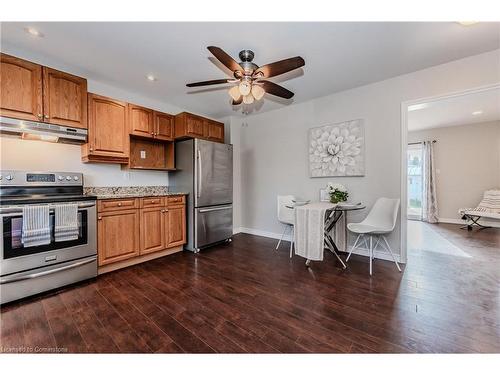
[167,195,185,205]
[140,197,164,208]
[98,198,138,212]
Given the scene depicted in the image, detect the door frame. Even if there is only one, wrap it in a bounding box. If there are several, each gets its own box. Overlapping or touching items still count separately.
[400,82,500,263]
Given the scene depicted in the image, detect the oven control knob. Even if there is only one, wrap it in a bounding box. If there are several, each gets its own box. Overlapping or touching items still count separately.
[6,175,13,181]
[73,176,79,181]
[66,176,72,181]
[58,175,64,181]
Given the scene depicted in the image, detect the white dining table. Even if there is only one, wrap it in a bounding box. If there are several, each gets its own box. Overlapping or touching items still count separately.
[288,202,365,268]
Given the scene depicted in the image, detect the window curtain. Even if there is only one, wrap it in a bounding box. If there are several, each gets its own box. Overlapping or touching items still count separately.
[422,141,439,223]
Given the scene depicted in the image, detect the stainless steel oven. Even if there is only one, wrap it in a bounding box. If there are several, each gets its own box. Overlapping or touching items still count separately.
[0,171,97,304]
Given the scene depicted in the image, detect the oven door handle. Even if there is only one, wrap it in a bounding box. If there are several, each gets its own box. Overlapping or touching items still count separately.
[0,201,96,215]
[0,256,97,285]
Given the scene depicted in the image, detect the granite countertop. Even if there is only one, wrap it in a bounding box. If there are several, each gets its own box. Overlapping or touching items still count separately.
[84,186,188,200]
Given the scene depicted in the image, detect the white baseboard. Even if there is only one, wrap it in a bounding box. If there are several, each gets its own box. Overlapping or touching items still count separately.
[239,226,293,241]
[438,217,500,228]
[236,227,402,263]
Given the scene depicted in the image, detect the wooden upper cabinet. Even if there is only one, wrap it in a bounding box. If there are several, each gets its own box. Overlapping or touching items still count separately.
[82,93,129,163]
[174,112,224,143]
[129,103,154,138]
[42,67,87,128]
[206,120,225,142]
[154,111,173,141]
[0,53,43,121]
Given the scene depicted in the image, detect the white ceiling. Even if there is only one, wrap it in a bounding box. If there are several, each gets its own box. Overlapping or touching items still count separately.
[1,22,499,119]
[408,88,500,131]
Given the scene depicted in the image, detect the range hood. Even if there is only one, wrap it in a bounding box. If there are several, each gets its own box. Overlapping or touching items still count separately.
[0,116,87,144]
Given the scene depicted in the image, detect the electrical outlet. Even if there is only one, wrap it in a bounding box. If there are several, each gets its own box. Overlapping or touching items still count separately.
[140,150,147,159]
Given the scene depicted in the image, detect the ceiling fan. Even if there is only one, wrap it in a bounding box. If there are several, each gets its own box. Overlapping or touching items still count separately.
[187,46,305,105]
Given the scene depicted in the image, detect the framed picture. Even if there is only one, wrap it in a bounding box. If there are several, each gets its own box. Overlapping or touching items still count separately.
[309,119,365,177]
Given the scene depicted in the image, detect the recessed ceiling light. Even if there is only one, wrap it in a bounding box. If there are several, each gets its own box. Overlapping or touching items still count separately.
[472,110,483,116]
[457,21,479,26]
[408,103,429,112]
[24,27,44,38]
[146,74,157,82]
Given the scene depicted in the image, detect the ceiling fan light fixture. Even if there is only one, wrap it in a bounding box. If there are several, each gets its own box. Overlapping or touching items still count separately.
[238,80,251,96]
[228,85,241,101]
[251,85,265,101]
[243,94,254,105]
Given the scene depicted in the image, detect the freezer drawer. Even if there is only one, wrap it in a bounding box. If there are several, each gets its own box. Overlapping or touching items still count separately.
[195,205,232,250]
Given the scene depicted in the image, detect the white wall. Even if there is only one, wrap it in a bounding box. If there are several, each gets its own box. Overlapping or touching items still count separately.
[0,46,184,187]
[408,121,500,220]
[231,49,500,259]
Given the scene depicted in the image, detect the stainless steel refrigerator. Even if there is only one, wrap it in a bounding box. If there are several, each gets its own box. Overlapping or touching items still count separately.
[169,138,233,252]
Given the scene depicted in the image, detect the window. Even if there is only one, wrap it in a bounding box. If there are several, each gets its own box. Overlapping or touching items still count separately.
[407,143,423,220]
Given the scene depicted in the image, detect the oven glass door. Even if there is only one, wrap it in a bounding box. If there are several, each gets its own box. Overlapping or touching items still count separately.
[3,210,88,259]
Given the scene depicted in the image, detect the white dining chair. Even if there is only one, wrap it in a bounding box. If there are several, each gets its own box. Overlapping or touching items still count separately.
[346,198,401,275]
[276,195,296,258]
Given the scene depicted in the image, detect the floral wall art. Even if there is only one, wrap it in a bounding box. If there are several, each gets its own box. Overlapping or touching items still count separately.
[309,119,365,177]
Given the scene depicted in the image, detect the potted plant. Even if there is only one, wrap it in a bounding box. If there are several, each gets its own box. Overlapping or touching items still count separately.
[327,183,348,204]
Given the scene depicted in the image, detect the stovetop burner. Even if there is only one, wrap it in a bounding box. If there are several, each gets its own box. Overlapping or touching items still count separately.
[0,170,95,206]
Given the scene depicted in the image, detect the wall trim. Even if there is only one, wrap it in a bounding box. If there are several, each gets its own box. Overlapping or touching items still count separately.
[236,227,403,263]
[438,217,500,228]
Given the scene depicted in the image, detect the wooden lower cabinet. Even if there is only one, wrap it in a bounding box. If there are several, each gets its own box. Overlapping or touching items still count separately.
[140,206,166,255]
[167,205,186,247]
[97,196,186,270]
[98,209,140,266]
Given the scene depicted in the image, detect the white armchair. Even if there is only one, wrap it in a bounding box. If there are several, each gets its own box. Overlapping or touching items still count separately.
[346,198,401,275]
[276,195,296,258]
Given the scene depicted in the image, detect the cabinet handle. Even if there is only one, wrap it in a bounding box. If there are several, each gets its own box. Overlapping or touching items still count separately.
[98,216,102,220]
[161,209,166,213]
[44,115,49,120]
[37,113,43,120]
[118,203,122,206]
[151,132,154,135]
[89,147,93,151]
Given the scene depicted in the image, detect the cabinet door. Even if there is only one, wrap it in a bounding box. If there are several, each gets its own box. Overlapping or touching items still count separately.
[166,205,186,248]
[207,121,224,143]
[0,54,43,121]
[140,207,165,254]
[186,115,205,137]
[154,111,173,141]
[42,67,87,128]
[88,93,129,158]
[129,104,154,138]
[98,209,140,266]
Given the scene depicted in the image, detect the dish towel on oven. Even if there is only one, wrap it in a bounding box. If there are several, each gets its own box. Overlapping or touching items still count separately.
[22,205,51,247]
[54,203,79,242]
[294,202,335,261]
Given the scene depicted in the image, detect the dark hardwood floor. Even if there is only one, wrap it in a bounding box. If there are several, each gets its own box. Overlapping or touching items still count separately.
[1,224,499,353]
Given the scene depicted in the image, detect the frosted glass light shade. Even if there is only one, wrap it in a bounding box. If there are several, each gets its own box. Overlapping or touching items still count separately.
[228,86,241,101]
[243,94,254,105]
[238,81,251,96]
[251,85,265,100]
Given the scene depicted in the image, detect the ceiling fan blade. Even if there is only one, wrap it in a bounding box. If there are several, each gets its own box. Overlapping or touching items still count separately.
[253,56,305,78]
[186,79,233,87]
[207,46,244,74]
[232,97,243,105]
[260,81,294,99]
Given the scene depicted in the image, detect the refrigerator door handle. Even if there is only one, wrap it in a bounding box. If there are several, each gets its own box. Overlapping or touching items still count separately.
[198,205,232,213]
[197,148,202,198]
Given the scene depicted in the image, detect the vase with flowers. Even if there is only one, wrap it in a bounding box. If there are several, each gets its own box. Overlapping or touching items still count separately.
[327,183,348,204]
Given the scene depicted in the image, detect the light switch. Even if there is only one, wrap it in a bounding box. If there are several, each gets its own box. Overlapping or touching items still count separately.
[140,150,146,159]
